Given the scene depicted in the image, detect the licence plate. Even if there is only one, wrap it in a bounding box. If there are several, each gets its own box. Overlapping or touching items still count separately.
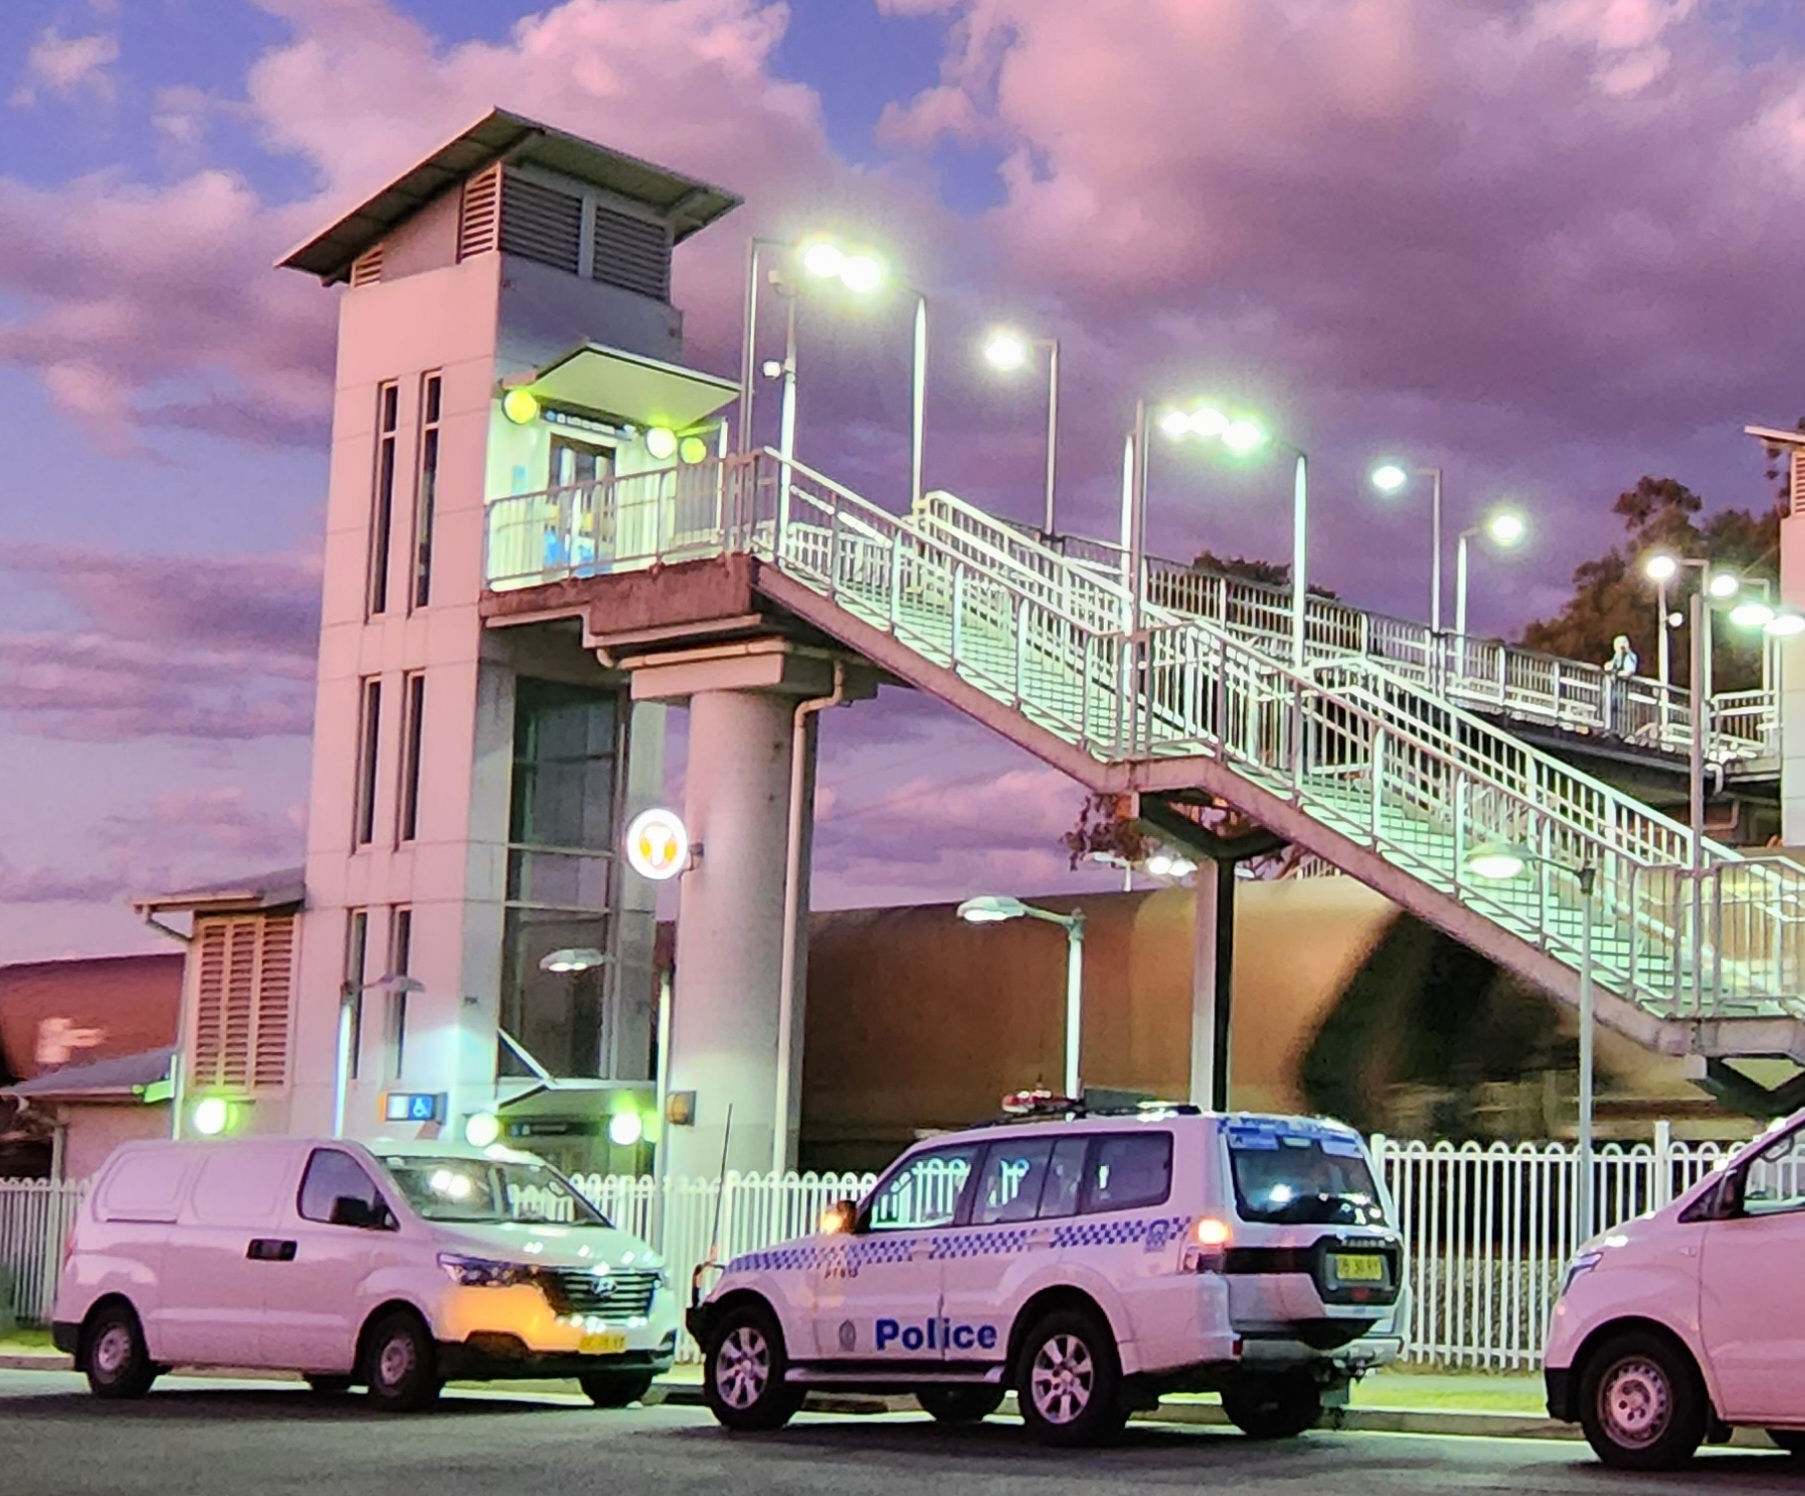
[579,1332,629,1355]
[1334,1253,1386,1284]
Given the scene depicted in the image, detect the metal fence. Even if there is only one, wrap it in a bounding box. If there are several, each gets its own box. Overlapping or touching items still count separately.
[0,1130,1749,1370]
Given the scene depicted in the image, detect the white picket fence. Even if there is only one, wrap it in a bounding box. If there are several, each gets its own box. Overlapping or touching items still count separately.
[0,1128,1746,1369]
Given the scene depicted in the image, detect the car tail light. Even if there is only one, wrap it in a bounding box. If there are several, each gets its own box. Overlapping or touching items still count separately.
[1192,1216,1231,1272]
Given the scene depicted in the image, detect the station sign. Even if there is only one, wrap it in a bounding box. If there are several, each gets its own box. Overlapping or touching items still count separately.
[625,807,690,881]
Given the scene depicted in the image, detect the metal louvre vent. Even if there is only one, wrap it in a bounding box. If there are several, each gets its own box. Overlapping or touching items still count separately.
[1792,450,1805,518]
[537,1267,659,1320]
[190,914,295,1092]
[349,245,383,287]
[501,174,583,274]
[458,164,501,261]
[591,206,671,301]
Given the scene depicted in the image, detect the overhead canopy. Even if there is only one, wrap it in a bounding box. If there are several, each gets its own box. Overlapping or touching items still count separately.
[279,107,741,285]
[132,866,304,917]
[516,343,739,431]
[1745,424,1805,448]
[3,1046,174,1104]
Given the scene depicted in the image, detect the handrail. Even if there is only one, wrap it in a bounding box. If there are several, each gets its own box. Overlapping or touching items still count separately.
[910,490,1776,765]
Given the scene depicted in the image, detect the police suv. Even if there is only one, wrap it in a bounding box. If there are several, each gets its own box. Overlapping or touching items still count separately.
[687,1106,1406,1445]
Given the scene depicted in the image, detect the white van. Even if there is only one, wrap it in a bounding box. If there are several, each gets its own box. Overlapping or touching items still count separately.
[688,1107,1406,1445]
[1544,1109,1805,1468]
[52,1137,678,1411]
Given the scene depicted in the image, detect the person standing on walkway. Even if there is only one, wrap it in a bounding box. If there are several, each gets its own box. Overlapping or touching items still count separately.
[1603,634,1638,736]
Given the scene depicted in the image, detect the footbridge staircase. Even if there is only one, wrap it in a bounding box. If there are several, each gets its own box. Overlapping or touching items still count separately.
[485,452,1805,1079]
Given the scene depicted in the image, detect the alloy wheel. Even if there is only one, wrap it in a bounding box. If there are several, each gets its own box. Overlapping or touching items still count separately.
[1030,1332,1096,1425]
[717,1325,772,1411]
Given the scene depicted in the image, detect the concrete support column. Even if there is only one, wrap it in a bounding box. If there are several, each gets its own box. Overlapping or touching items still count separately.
[1188,861,1235,1111]
[665,688,810,1178]
[1781,502,1805,843]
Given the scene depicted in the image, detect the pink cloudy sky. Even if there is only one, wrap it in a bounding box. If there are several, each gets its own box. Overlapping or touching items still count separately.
[2,0,1802,961]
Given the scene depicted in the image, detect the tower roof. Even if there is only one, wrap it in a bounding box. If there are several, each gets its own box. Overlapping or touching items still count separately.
[279,107,741,285]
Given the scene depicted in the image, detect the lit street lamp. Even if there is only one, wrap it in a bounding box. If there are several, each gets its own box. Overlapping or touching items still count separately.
[1371,461,1444,633]
[1142,402,1307,665]
[739,236,926,506]
[334,972,424,1139]
[1466,843,1598,1241]
[957,896,1085,1098]
[982,327,1061,535]
[1454,509,1528,640]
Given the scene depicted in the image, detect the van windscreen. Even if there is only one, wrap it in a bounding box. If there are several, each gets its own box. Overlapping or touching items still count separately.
[1225,1123,1385,1227]
[379,1156,608,1226]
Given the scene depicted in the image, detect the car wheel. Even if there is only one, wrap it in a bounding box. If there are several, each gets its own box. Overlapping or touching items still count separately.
[1768,1430,1805,1456]
[1579,1331,1705,1470]
[1221,1373,1323,1440]
[361,1310,442,1413]
[304,1374,355,1395]
[1014,1308,1126,1447]
[83,1303,157,1400]
[580,1372,654,1408]
[703,1303,805,1432]
[917,1385,1006,1424]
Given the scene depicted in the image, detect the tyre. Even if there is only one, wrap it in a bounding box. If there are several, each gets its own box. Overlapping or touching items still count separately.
[1014,1308,1126,1447]
[917,1385,1006,1424]
[580,1371,654,1408]
[1768,1430,1805,1456]
[304,1374,355,1395]
[703,1303,805,1432]
[83,1303,157,1401]
[361,1310,442,1413]
[1221,1373,1323,1440]
[1578,1331,1705,1470]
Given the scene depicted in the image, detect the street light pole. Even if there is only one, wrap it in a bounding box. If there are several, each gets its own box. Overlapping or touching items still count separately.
[1656,578,1671,689]
[1576,863,1597,1243]
[1429,468,1443,635]
[1044,339,1061,536]
[1062,912,1085,1099]
[911,294,927,509]
[1291,450,1308,669]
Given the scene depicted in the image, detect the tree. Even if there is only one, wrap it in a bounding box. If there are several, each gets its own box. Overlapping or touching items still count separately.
[1518,477,1780,692]
[1188,549,1339,600]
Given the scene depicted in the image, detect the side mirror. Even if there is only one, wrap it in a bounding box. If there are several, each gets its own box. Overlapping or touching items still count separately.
[819,1199,858,1236]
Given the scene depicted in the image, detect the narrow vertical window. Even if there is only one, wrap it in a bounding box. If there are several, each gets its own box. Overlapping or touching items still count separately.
[398,671,426,843]
[354,677,383,847]
[368,381,400,615]
[412,373,442,609]
[388,907,412,1081]
[343,909,369,1082]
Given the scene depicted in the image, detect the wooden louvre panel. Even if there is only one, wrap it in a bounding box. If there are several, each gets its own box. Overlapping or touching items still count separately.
[1792,450,1805,518]
[591,205,671,301]
[499,173,582,274]
[457,163,502,262]
[187,914,295,1092]
[349,245,384,287]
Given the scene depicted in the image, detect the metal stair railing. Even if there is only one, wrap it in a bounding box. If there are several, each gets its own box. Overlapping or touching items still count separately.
[909,490,1775,765]
[485,454,1805,1025]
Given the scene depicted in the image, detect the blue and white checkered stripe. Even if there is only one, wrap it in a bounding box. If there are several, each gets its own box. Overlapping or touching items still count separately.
[728,1212,1195,1274]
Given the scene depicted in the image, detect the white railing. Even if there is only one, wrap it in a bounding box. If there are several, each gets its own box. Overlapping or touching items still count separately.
[912,490,1777,766]
[0,1178,84,1325]
[0,1131,1754,1370]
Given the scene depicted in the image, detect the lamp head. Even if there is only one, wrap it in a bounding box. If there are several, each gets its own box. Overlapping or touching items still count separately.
[982,329,1031,371]
[1642,553,1679,584]
[1731,600,1777,630]
[539,947,606,974]
[1370,462,1410,494]
[1707,571,1742,600]
[957,895,1028,924]
[1487,511,1527,547]
[1465,842,1531,882]
[1221,417,1268,455]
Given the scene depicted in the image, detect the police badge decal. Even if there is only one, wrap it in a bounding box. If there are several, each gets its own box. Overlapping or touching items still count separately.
[838,1320,857,1352]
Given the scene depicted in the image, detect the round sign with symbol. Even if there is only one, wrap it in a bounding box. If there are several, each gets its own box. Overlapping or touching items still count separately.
[625,807,690,881]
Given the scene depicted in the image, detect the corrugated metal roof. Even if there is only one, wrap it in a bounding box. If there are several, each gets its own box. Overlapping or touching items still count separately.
[279,107,740,285]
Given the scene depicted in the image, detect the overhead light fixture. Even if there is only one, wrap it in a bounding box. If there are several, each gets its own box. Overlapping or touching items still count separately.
[1465,842,1531,882]
[1642,553,1679,584]
[191,1096,231,1137]
[982,329,1030,371]
[1488,511,1527,546]
[1731,600,1776,630]
[645,427,678,461]
[502,388,540,425]
[678,435,709,464]
[1370,462,1410,493]
[539,948,605,974]
[1767,611,1805,638]
[1707,571,1742,600]
[957,895,1028,924]
[464,1113,502,1148]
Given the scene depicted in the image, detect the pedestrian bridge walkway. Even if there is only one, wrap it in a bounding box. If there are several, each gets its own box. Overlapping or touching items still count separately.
[483,452,1805,1068]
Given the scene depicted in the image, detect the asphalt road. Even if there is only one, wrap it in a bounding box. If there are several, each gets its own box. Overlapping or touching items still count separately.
[0,1369,1801,1496]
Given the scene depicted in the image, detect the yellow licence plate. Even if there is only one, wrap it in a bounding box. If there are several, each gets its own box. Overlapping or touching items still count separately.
[1334,1253,1386,1284]
[579,1332,629,1355]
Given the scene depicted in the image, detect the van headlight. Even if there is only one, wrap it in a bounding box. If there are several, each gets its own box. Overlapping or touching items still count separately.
[438,1253,535,1288]
[1561,1250,1604,1295]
